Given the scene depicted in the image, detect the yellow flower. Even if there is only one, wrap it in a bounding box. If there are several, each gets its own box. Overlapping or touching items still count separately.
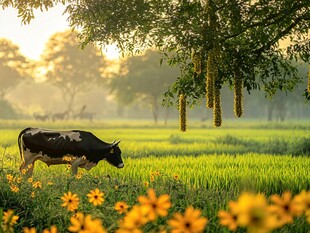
[173,174,179,180]
[6,174,13,183]
[143,181,149,187]
[61,191,79,212]
[28,177,33,183]
[154,170,160,176]
[116,206,148,233]
[68,212,106,233]
[269,191,301,225]
[42,225,58,233]
[2,209,19,232]
[293,190,310,223]
[10,185,19,192]
[87,188,104,206]
[23,227,37,233]
[168,206,208,233]
[32,181,42,189]
[115,201,129,214]
[17,177,22,183]
[114,185,119,190]
[21,169,27,174]
[137,188,171,221]
[31,192,35,199]
[218,201,239,231]
[150,175,155,182]
[75,173,82,179]
[236,192,278,233]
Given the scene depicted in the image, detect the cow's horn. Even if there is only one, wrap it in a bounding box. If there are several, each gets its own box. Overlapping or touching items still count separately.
[112,140,121,146]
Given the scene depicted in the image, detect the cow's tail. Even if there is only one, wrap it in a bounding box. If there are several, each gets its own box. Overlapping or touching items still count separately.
[18,127,30,161]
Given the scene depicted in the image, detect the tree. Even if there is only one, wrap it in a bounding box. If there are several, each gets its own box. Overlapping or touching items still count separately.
[3,0,309,127]
[41,30,107,113]
[109,50,179,124]
[0,39,29,99]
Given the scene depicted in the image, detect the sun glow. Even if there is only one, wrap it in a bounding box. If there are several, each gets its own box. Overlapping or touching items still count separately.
[102,44,121,60]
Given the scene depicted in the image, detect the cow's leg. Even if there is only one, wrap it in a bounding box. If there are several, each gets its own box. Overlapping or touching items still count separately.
[71,157,83,175]
[20,150,36,176]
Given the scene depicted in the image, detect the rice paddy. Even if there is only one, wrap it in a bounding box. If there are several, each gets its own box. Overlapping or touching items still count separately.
[0,120,309,232]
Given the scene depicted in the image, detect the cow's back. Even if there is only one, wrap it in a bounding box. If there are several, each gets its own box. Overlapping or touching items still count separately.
[21,128,91,158]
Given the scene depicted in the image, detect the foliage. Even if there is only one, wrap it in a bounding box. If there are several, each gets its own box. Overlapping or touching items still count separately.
[41,30,108,112]
[1,1,309,117]
[109,50,179,123]
[0,99,18,119]
[0,39,29,99]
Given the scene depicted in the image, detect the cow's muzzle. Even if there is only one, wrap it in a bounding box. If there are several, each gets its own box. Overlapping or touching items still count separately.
[117,163,124,168]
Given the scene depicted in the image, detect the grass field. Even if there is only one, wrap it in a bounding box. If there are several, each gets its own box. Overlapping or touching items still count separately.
[0,120,309,232]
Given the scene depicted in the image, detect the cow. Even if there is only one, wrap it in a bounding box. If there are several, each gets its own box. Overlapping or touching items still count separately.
[18,127,124,175]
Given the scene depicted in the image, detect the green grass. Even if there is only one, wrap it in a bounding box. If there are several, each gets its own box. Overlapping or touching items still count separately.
[0,119,309,232]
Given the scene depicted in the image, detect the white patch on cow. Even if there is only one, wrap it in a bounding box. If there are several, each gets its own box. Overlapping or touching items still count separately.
[26,128,41,135]
[26,128,81,142]
[58,131,81,142]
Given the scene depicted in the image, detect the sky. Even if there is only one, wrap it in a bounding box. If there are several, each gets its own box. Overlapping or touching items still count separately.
[0,4,119,60]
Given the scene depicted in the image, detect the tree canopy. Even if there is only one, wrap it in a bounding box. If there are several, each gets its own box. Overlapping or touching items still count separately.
[2,0,309,127]
[0,38,28,99]
[41,30,107,112]
[109,49,179,123]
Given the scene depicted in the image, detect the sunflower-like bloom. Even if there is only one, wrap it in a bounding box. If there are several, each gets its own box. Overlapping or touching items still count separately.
[69,212,106,233]
[42,225,58,233]
[2,209,19,232]
[61,191,79,212]
[116,206,148,233]
[10,185,19,193]
[115,201,130,214]
[293,190,310,223]
[218,201,239,231]
[23,227,37,233]
[269,191,301,226]
[137,188,172,221]
[168,206,208,233]
[6,174,13,183]
[179,94,187,132]
[87,188,104,206]
[236,192,278,233]
[32,181,42,189]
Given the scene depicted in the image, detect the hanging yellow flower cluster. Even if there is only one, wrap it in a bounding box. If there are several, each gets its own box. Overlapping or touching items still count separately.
[234,68,243,117]
[179,94,187,132]
[213,84,222,127]
[191,50,202,74]
[205,49,216,109]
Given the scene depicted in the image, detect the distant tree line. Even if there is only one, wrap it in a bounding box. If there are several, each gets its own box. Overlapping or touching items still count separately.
[0,30,309,123]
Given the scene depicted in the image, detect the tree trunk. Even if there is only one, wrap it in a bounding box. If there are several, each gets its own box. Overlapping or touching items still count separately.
[267,101,275,122]
[164,108,170,126]
[151,96,159,124]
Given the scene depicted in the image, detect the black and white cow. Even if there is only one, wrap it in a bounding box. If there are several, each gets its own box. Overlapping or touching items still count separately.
[18,127,124,175]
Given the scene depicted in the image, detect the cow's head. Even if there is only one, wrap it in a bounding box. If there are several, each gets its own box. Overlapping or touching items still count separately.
[105,140,124,168]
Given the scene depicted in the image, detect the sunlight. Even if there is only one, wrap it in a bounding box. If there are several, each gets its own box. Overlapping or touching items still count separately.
[102,44,121,60]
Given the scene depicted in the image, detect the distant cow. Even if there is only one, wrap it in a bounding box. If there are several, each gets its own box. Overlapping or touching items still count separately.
[18,127,124,175]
